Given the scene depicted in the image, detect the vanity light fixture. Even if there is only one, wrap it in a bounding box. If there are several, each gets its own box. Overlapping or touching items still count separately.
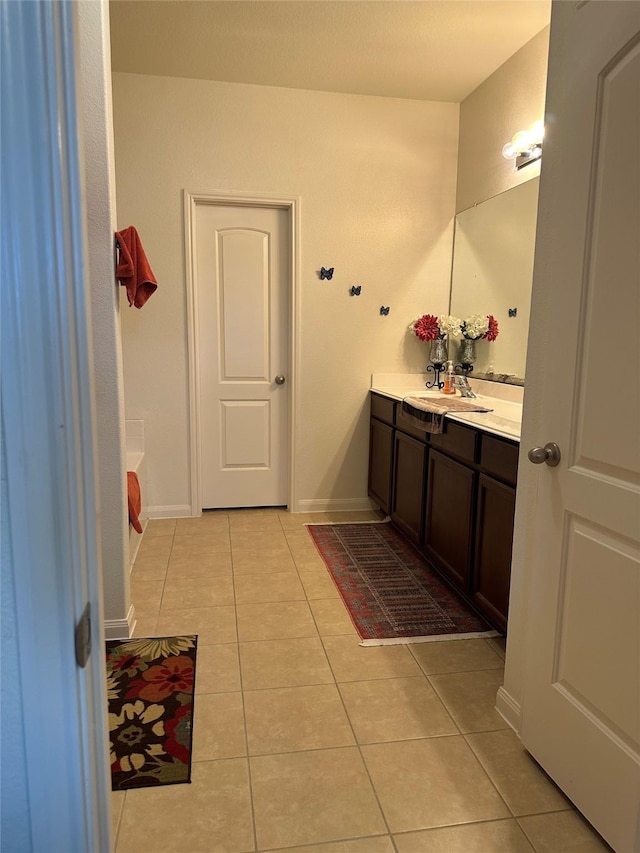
[502,120,544,170]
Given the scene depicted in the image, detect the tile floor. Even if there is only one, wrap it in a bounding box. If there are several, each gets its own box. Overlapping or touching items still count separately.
[111,509,611,853]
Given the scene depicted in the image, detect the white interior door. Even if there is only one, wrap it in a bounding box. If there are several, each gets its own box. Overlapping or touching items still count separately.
[195,203,289,508]
[519,4,640,851]
[2,1,111,848]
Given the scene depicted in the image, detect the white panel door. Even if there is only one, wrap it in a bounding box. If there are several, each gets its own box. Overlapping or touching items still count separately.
[520,4,640,851]
[195,204,289,508]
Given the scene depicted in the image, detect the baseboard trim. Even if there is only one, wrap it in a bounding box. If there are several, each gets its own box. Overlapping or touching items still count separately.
[146,504,192,519]
[104,604,136,640]
[496,685,521,733]
[293,497,377,513]
[148,501,376,516]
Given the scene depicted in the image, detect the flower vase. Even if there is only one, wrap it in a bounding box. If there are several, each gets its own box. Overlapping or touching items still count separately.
[429,338,447,367]
[458,338,477,372]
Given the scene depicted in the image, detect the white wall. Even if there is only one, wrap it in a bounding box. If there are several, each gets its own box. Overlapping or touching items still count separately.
[112,74,459,513]
[456,27,549,214]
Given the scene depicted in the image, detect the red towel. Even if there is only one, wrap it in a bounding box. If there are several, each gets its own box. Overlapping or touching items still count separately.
[127,471,143,534]
[115,226,158,308]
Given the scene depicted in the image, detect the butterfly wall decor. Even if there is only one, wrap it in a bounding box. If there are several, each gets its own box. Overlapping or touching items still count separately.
[380,306,390,315]
[508,307,518,317]
[319,266,334,280]
[350,286,362,296]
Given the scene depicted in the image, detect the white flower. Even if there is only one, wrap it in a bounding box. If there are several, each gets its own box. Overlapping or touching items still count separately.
[463,314,489,340]
[106,669,121,701]
[114,636,196,662]
[438,315,463,339]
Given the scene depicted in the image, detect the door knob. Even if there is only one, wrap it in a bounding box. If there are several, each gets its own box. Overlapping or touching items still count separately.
[274,375,285,385]
[528,442,561,467]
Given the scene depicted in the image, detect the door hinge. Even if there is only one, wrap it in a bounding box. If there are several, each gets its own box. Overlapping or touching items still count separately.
[75,602,92,668]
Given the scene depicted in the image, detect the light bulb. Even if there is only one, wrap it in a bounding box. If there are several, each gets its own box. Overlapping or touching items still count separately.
[502,142,518,160]
[512,130,532,152]
[530,120,545,145]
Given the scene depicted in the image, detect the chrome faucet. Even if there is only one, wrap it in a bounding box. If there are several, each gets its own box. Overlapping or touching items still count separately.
[453,375,477,398]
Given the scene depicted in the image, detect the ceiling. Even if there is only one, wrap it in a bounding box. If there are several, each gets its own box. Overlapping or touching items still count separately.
[109,0,550,103]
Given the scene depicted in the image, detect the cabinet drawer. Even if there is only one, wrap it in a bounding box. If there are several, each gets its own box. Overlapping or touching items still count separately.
[395,405,429,443]
[481,435,519,486]
[370,393,395,426]
[430,421,478,463]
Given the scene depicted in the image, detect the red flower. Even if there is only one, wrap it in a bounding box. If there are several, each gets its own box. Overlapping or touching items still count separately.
[413,314,440,342]
[134,655,195,702]
[483,315,499,342]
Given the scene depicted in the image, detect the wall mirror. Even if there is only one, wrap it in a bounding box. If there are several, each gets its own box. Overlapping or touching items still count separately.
[449,177,540,383]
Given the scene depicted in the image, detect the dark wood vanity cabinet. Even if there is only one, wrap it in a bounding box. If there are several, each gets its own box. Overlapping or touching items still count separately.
[473,475,516,633]
[368,417,394,514]
[368,394,427,540]
[471,434,519,632]
[368,392,519,632]
[368,395,395,514]
[423,449,475,591]
[423,421,479,591]
[391,431,427,544]
[424,422,518,631]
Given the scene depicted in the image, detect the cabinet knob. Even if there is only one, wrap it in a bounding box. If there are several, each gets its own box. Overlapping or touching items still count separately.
[528,442,561,467]
[275,375,286,385]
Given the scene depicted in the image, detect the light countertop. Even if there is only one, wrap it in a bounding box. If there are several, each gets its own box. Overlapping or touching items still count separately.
[370,373,523,442]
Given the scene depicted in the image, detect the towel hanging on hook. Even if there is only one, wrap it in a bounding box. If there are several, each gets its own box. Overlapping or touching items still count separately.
[115,225,158,308]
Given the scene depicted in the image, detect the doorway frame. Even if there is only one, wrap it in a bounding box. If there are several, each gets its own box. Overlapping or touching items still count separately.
[183,190,301,515]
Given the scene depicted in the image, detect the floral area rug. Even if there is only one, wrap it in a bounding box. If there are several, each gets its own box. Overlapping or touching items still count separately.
[307,522,498,645]
[105,635,197,790]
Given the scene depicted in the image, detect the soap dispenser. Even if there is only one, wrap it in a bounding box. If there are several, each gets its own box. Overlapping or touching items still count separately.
[443,361,456,395]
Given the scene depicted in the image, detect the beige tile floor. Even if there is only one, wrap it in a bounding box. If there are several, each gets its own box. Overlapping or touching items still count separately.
[112,509,611,853]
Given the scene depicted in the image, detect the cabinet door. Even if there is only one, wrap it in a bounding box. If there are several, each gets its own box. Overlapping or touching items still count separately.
[390,430,426,544]
[368,418,394,514]
[472,474,516,633]
[423,449,475,591]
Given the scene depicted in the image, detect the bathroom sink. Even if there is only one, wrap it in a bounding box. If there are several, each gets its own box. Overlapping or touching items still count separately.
[451,404,522,439]
[475,412,521,434]
[407,394,523,439]
[370,380,524,441]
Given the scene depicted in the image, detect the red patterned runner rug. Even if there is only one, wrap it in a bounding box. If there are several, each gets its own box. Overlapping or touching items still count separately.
[306,522,498,645]
[105,635,197,789]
